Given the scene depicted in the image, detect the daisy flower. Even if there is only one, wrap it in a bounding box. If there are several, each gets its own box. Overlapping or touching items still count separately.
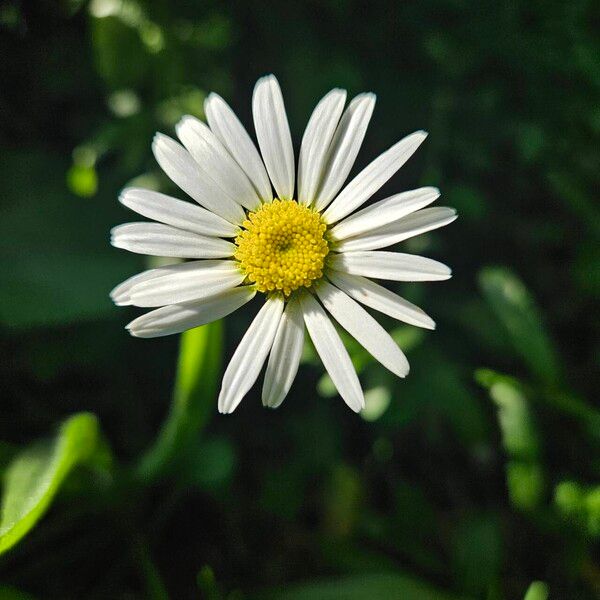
[110,75,456,414]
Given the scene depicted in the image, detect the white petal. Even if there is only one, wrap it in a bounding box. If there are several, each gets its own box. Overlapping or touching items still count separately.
[252,75,295,200]
[218,295,285,414]
[128,260,245,307]
[126,286,256,338]
[119,187,239,238]
[175,115,261,211]
[152,133,245,225]
[313,93,376,212]
[262,296,305,408]
[327,270,435,329]
[110,222,236,259]
[330,187,440,241]
[335,207,458,252]
[110,268,172,306]
[323,131,428,224]
[204,92,273,202]
[298,290,364,412]
[329,251,452,281]
[297,89,347,206]
[315,279,409,377]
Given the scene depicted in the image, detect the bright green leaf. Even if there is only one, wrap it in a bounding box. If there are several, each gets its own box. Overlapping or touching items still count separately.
[555,481,600,537]
[66,164,98,197]
[136,321,223,481]
[506,461,545,511]
[488,378,540,461]
[0,413,99,555]
[523,581,549,600]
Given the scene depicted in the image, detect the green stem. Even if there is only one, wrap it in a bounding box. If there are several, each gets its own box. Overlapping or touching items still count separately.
[135,321,223,482]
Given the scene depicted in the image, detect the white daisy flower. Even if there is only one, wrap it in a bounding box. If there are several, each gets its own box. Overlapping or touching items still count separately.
[110,74,456,414]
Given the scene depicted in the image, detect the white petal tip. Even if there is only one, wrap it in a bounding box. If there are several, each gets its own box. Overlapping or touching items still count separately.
[217,393,236,415]
[255,74,276,87]
[175,114,196,132]
[111,296,129,306]
[151,133,168,153]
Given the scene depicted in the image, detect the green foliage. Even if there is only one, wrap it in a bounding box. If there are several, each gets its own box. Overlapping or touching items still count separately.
[523,581,549,600]
[0,585,37,600]
[254,573,465,600]
[555,481,600,538]
[136,321,223,481]
[479,268,560,385]
[0,0,597,598]
[0,413,99,555]
[0,151,139,328]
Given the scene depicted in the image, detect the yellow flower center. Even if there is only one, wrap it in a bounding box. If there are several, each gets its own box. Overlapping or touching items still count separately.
[235,199,329,296]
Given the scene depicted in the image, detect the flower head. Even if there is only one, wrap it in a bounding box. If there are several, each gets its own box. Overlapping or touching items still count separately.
[110,75,457,413]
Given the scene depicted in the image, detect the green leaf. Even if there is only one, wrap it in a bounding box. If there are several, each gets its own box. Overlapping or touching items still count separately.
[451,514,502,596]
[180,436,236,489]
[486,377,540,461]
[523,581,549,600]
[91,16,150,89]
[66,164,98,197]
[506,461,545,511]
[254,573,466,600]
[0,585,37,600]
[555,481,600,537]
[136,321,223,481]
[0,150,139,328]
[0,413,99,555]
[479,267,560,384]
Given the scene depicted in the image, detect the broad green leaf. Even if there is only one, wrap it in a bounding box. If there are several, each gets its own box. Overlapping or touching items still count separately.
[0,151,139,328]
[523,581,549,600]
[254,573,466,600]
[0,413,99,555]
[136,321,223,481]
[479,267,560,384]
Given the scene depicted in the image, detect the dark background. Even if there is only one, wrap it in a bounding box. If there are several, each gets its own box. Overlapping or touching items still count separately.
[0,0,598,598]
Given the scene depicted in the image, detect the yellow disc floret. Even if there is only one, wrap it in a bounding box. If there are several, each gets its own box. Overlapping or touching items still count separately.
[235,199,329,296]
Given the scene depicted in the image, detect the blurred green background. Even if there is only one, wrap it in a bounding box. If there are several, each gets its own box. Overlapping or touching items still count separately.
[0,0,598,598]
